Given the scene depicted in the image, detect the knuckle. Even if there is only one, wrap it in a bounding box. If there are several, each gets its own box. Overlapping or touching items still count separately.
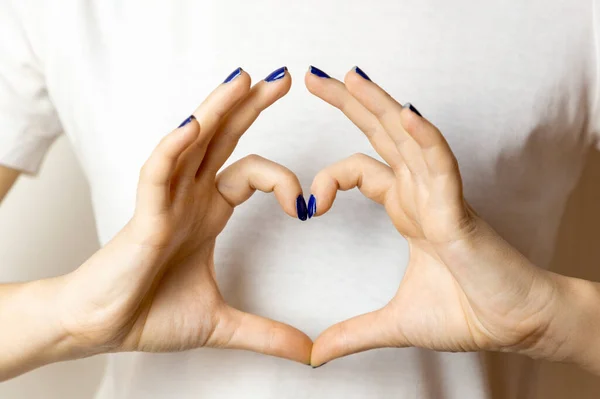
[313,168,330,183]
[284,170,298,184]
[349,152,368,163]
[264,324,279,354]
[335,323,350,354]
[362,122,381,139]
[242,153,263,164]
[139,162,153,181]
[279,165,296,179]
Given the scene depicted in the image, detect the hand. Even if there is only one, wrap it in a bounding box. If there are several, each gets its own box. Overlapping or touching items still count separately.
[55,68,312,363]
[305,66,567,367]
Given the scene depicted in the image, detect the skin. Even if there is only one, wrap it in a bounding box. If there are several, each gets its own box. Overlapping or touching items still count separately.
[0,69,314,381]
[304,68,600,373]
[1,67,600,382]
[0,166,18,202]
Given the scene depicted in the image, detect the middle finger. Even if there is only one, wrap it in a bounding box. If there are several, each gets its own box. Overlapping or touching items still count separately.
[199,66,292,177]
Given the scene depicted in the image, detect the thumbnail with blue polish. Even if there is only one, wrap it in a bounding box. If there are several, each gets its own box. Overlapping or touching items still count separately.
[265,66,287,82]
[296,195,308,221]
[307,195,317,219]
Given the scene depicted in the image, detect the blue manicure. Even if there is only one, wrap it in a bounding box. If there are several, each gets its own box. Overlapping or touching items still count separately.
[353,66,371,81]
[223,67,243,84]
[296,195,308,221]
[264,66,287,82]
[178,115,196,128]
[309,65,330,79]
[403,102,423,117]
[307,195,317,219]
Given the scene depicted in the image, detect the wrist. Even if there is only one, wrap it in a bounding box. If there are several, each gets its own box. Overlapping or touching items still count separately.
[22,277,83,358]
[0,277,77,381]
[533,274,600,373]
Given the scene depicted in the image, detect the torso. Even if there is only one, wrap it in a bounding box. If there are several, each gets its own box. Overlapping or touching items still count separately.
[17,0,600,397]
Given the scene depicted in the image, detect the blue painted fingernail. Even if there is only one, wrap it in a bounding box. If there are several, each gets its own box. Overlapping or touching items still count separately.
[265,66,287,82]
[178,115,196,128]
[353,66,371,81]
[307,195,317,219]
[223,67,243,84]
[309,65,330,79]
[296,195,308,221]
[403,102,423,117]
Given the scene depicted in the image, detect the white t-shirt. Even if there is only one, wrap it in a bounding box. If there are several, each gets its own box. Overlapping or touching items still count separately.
[2,1,600,398]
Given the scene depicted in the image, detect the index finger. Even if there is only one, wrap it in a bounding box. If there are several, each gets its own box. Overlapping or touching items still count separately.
[304,66,403,169]
[199,67,292,176]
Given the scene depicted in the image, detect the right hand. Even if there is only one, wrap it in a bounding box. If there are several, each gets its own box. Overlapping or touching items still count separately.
[54,67,313,364]
[305,67,564,367]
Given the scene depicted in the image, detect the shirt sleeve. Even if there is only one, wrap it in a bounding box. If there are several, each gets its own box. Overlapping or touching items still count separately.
[0,1,62,174]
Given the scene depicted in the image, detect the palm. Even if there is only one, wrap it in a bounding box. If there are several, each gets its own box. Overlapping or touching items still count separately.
[376,176,485,351]
[390,250,487,352]
[385,168,554,352]
[377,169,482,350]
[126,187,232,352]
[307,67,555,366]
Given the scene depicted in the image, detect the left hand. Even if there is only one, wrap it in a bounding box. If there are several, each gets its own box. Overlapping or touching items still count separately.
[56,68,313,364]
[305,66,570,367]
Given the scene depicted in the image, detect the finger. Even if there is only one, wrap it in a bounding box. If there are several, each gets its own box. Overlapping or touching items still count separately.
[400,107,460,178]
[212,306,312,365]
[309,153,395,217]
[344,67,428,176]
[136,121,200,213]
[311,307,399,367]
[200,67,291,176]
[175,67,252,178]
[399,106,469,234]
[216,154,304,219]
[304,66,402,169]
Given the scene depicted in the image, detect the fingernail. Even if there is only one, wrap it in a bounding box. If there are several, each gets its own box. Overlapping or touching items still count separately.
[312,362,328,369]
[307,195,317,219]
[296,195,308,221]
[353,66,371,81]
[223,67,243,84]
[403,102,423,117]
[178,115,196,128]
[309,65,330,79]
[264,66,287,82]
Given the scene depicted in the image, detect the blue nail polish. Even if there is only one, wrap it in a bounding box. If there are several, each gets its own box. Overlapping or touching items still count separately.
[296,195,308,221]
[309,65,330,79]
[353,66,371,81]
[403,102,423,117]
[307,195,317,219]
[178,115,196,128]
[223,67,243,84]
[265,66,287,82]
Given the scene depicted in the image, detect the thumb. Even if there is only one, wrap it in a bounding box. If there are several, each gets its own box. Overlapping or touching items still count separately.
[211,306,313,365]
[310,306,402,367]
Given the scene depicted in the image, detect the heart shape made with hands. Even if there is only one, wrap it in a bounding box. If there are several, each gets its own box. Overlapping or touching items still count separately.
[63,66,555,370]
